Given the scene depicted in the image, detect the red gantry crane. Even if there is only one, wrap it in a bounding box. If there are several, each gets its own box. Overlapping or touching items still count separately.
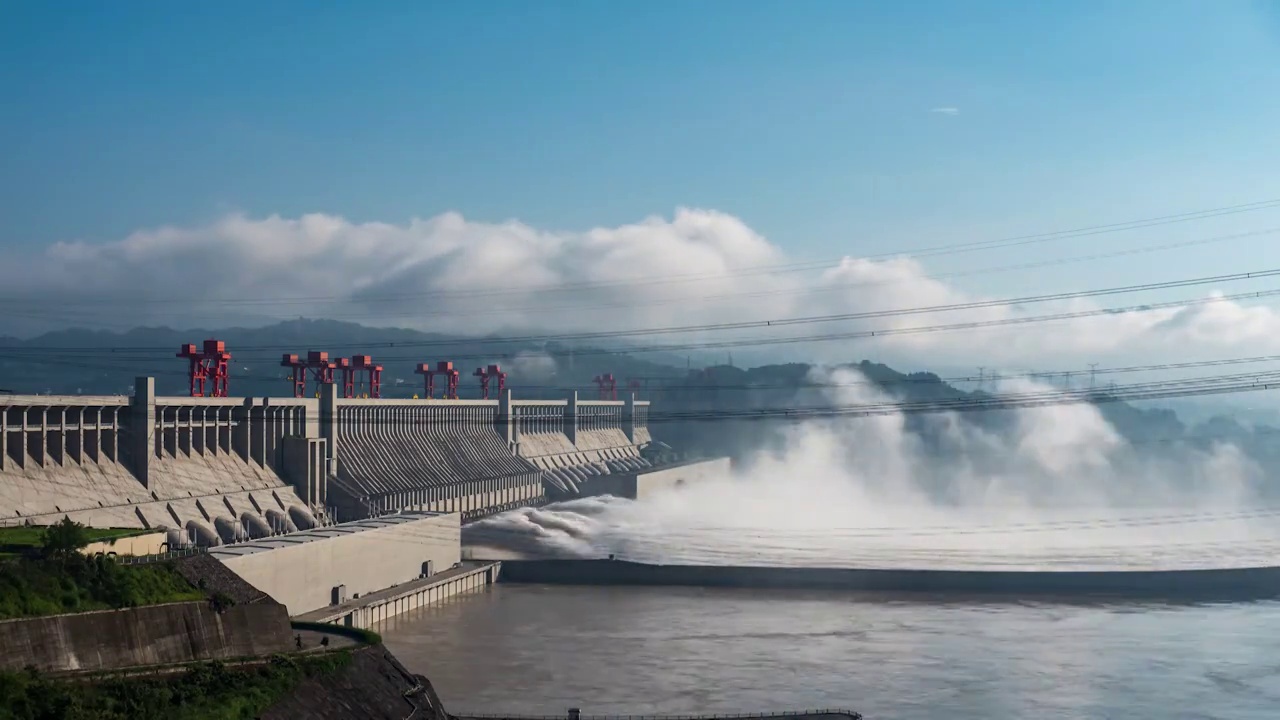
[472,364,508,400]
[414,361,460,399]
[280,351,337,398]
[592,373,618,401]
[341,355,383,399]
[177,339,232,397]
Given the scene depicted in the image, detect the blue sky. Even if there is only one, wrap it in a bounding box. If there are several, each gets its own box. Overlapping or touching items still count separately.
[3,0,1280,299]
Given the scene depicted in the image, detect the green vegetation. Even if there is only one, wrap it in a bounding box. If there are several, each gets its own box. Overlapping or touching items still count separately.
[0,651,353,720]
[0,524,153,559]
[289,620,382,645]
[0,525,152,549]
[0,519,204,620]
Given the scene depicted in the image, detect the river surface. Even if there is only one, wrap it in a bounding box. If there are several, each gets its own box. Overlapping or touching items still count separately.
[380,583,1280,720]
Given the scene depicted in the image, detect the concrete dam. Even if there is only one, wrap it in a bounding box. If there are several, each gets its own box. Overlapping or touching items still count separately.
[0,376,664,543]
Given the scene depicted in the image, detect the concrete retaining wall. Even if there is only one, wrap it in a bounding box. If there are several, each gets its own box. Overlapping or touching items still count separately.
[564,457,732,501]
[212,512,462,616]
[0,601,293,673]
[81,531,168,557]
[495,559,1280,602]
[631,457,731,499]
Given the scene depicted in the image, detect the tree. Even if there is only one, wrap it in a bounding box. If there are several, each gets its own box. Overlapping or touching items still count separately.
[39,518,90,560]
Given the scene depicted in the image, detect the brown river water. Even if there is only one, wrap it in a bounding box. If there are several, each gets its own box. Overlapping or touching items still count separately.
[379,582,1280,720]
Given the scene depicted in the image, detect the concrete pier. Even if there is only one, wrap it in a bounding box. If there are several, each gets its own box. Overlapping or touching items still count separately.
[296,561,501,629]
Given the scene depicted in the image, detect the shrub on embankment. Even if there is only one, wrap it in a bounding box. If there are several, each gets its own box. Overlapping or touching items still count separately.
[0,519,204,620]
[289,620,383,646]
[0,651,353,720]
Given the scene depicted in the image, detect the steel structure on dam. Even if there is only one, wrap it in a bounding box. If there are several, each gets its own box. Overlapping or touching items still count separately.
[0,377,656,544]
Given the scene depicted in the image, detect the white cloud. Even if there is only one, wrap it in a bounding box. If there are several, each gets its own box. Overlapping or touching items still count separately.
[929,107,960,115]
[4,208,1280,371]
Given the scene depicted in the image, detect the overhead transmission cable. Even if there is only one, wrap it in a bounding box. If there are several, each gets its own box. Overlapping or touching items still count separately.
[9,347,1280,394]
[7,266,1280,355]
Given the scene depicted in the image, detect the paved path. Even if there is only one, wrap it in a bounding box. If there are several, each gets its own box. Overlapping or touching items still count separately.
[291,627,360,653]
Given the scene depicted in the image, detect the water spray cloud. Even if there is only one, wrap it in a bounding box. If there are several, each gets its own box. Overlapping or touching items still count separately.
[467,368,1276,570]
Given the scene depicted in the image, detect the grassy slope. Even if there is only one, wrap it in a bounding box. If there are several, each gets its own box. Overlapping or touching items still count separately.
[0,556,205,620]
[0,652,353,720]
[0,526,153,548]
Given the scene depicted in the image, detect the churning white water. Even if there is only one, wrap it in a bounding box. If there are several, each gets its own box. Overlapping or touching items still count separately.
[465,368,1280,570]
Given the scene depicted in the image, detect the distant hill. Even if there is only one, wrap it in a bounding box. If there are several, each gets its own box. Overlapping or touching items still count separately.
[0,319,687,399]
[2,321,1277,485]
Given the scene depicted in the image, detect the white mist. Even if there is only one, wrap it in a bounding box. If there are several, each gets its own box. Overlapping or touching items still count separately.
[467,368,1279,570]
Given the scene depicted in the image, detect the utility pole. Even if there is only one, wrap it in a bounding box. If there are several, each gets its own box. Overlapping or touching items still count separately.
[977,366,985,392]
[1088,363,1099,391]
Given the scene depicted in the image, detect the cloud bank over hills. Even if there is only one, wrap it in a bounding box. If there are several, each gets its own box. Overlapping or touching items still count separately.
[4,208,1280,370]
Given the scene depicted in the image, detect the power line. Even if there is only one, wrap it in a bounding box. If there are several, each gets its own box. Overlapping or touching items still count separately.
[9,349,1280,404]
[6,367,1272,426]
[7,267,1280,356]
[642,369,1280,422]
[4,290,1280,386]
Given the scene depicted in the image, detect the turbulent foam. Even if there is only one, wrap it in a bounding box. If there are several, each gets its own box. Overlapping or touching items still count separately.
[468,367,1279,572]
[463,497,1280,571]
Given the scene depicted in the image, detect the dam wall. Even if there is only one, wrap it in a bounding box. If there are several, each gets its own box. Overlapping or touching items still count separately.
[564,457,733,501]
[495,559,1280,602]
[210,511,462,616]
[0,600,293,673]
[327,395,544,522]
[0,378,315,535]
[0,379,660,535]
[511,393,654,495]
[631,457,731,499]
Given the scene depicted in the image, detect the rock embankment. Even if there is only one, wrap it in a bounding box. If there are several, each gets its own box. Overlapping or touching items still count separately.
[172,553,272,604]
[261,644,452,720]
